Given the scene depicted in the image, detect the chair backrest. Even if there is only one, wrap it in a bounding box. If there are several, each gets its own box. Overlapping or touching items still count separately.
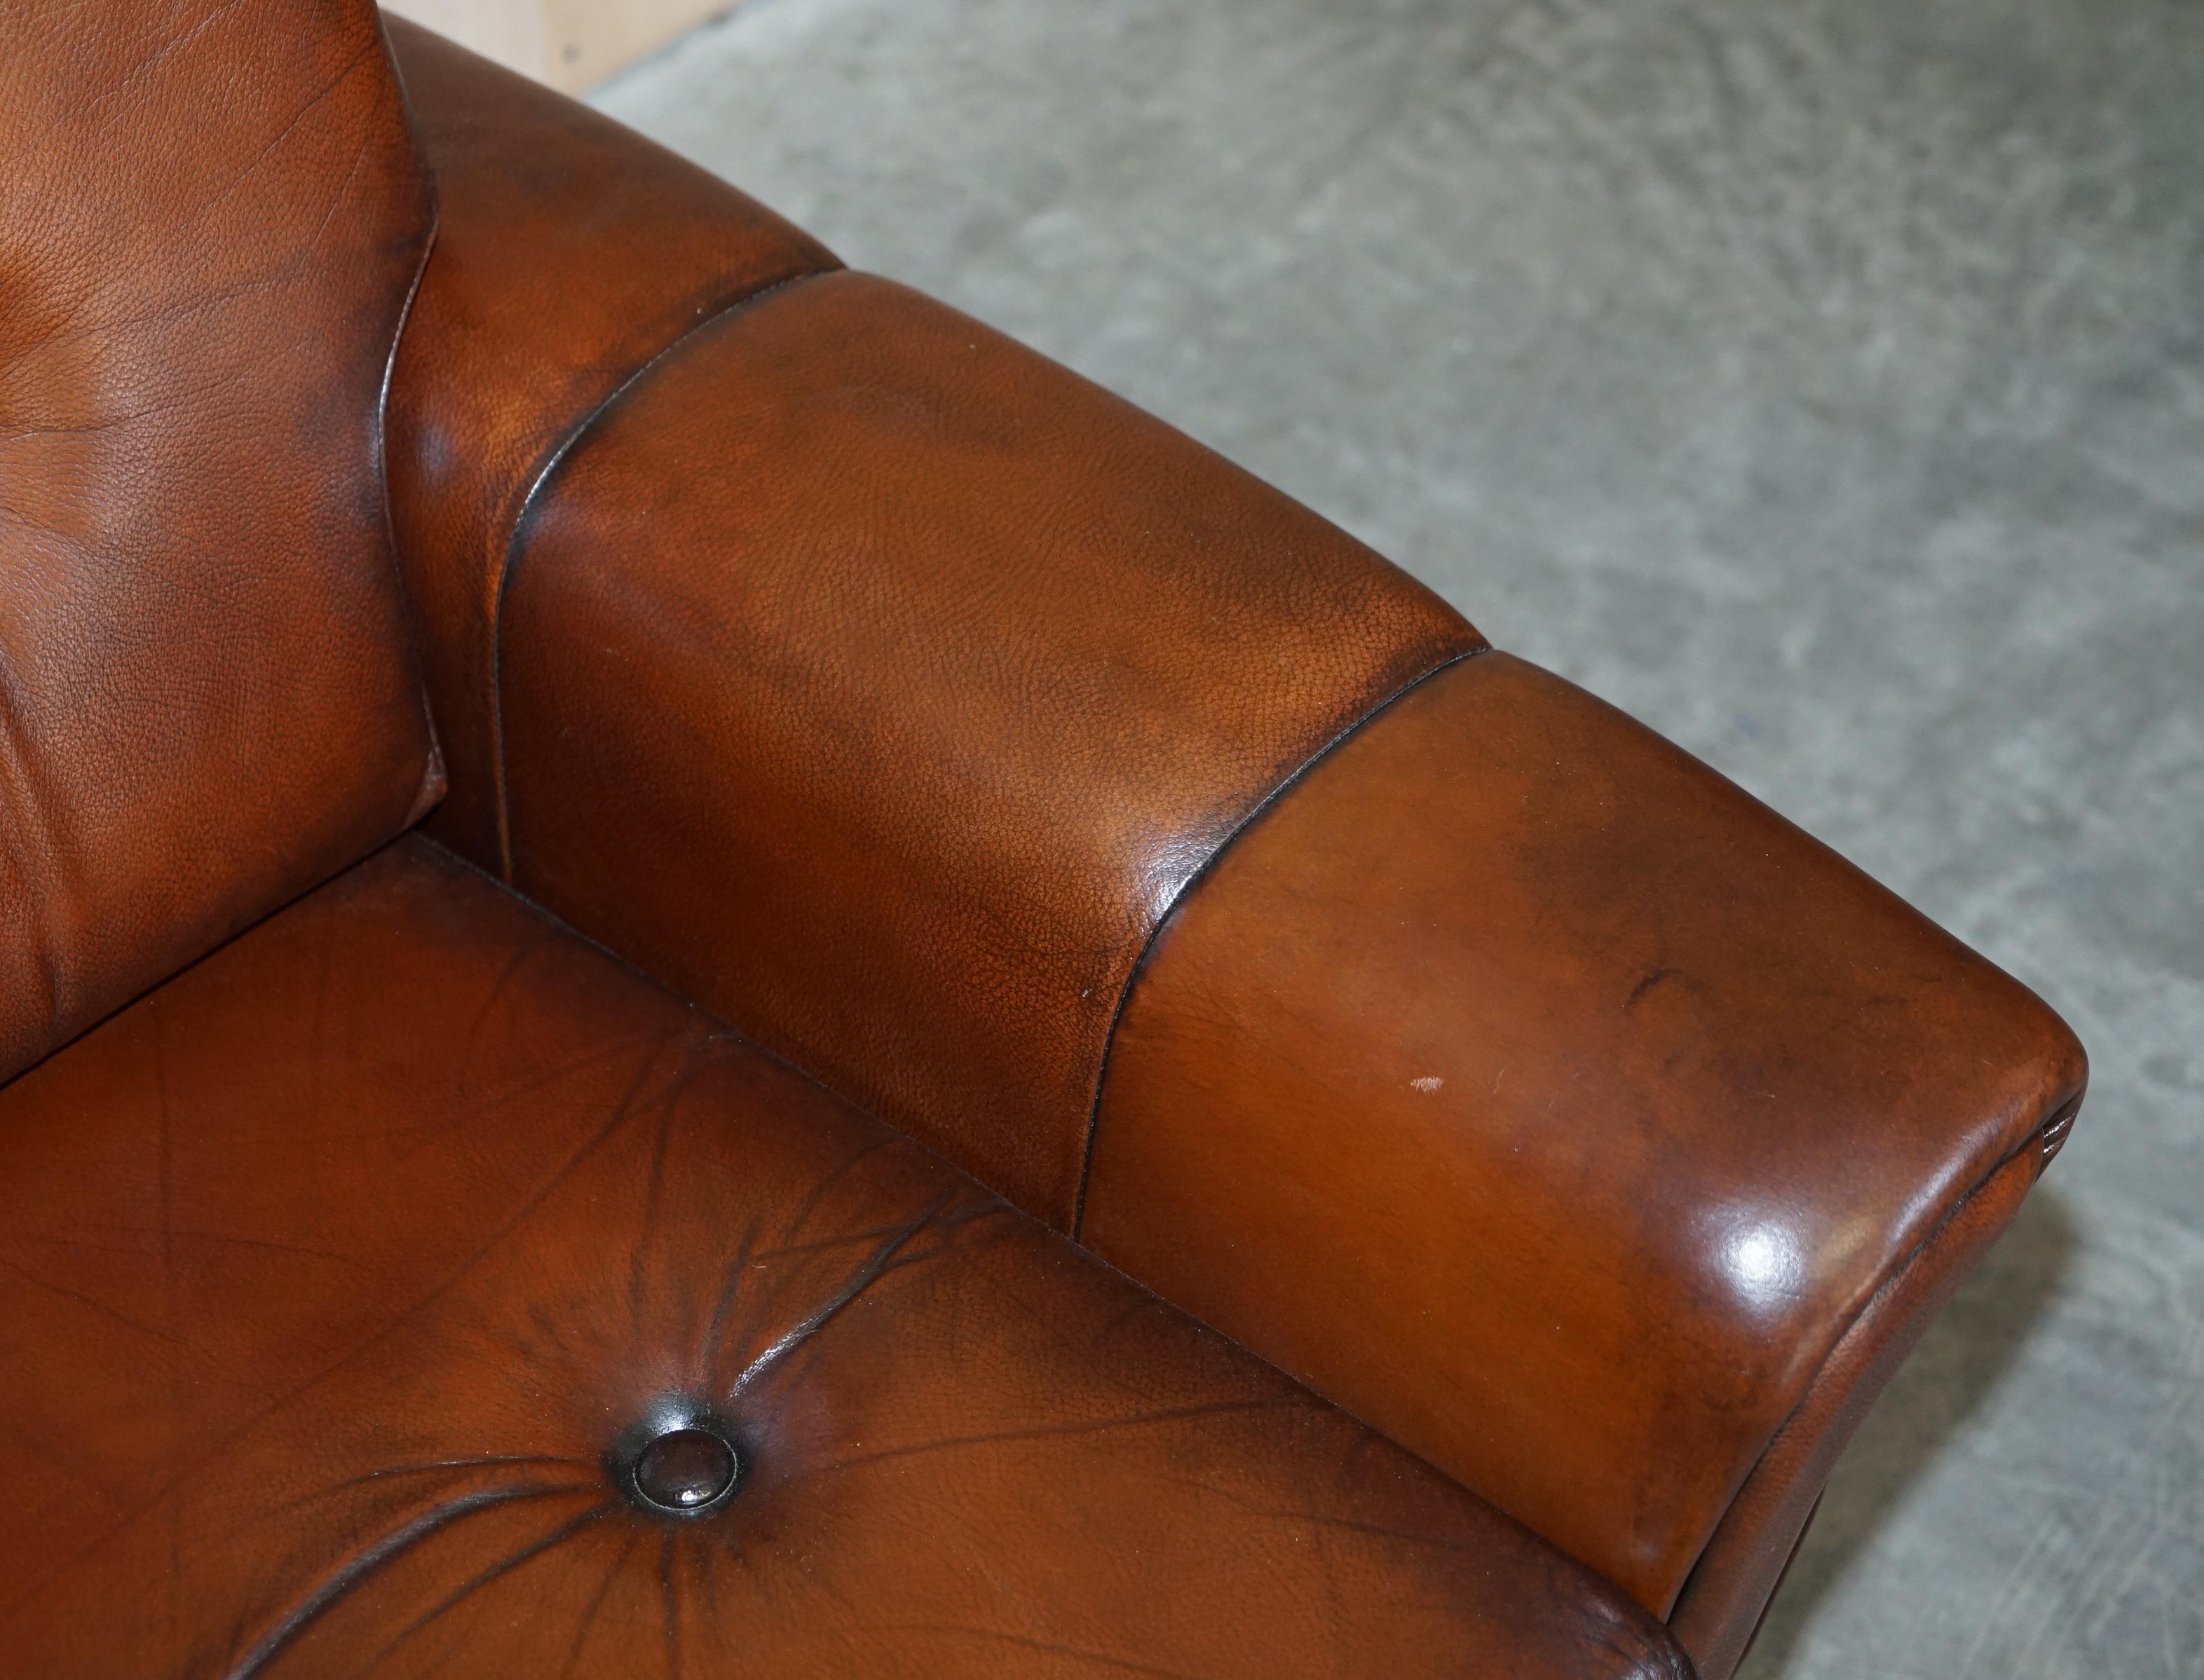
[0,0,440,1082]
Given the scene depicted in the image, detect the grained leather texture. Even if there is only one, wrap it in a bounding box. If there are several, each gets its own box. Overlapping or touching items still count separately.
[383,18,839,870]
[0,0,438,1082]
[494,269,1483,1224]
[0,836,1691,1680]
[1082,651,2086,1638]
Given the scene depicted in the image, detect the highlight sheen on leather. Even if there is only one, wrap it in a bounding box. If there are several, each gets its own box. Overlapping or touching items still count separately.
[1083,651,2086,1659]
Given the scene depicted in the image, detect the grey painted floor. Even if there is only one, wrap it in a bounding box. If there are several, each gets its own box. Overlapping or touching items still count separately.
[593,1,2204,1673]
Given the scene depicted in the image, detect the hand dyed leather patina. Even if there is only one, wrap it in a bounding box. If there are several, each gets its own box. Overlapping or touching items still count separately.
[0,838,1688,1680]
[493,271,1480,1223]
[1080,653,2086,1654]
[0,0,438,1081]
[0,6,2084,1676]
[381,20,838,870]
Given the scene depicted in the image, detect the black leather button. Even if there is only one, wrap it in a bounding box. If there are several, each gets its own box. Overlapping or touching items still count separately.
[633,1426,737,1511]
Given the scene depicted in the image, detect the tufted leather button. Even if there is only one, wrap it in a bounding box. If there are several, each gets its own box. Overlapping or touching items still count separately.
[632,1426,738,1512]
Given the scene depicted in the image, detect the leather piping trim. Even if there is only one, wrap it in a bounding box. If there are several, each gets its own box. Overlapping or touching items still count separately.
[1731,1489,1822,1674]
[484,266,834,880]
[1069,641,1490,1239]
[378,177,445,826]
[1665,1081,2082,1628]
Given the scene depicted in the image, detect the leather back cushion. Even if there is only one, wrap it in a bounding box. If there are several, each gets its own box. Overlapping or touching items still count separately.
[0,0,439,1081]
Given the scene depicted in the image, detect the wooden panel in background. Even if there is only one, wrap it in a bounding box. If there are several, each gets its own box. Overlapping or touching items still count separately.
[385,0,734,91]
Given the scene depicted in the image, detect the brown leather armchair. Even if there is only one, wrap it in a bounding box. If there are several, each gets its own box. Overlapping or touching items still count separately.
[0,4,2084,1676]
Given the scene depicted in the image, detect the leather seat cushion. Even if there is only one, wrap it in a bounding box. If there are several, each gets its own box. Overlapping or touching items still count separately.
[0,836,1687,1679]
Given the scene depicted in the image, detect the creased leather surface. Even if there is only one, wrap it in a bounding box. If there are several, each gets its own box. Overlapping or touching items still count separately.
[0,837,1687,1680]
[383,18,838,870]
[497,270,1482,1224]
[0,0,438,1082]
[1084,652,2086,1623]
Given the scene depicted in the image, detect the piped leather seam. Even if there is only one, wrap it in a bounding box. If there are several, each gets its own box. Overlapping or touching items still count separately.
[484,264,834,881]
[378,168,443,825]
[1068,638,1489,1240]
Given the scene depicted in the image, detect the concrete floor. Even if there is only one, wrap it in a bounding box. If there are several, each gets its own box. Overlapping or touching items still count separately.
[594,1,2204,1673]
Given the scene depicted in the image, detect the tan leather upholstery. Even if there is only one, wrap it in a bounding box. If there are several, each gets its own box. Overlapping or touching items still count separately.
[491,271,1478,1222]
[1081,651,2086,1639]
[381,35,1479,1219]
[0,835,1689,1680]
[0,0,440,1081]
[383,18,838,870]
[0,8,2085,1676]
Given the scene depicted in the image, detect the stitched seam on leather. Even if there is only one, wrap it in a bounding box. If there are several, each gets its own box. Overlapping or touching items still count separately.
[1664,1101,2071,1643]
[484,265,834,882]
[1068,640,1490,1239]
[0,655,79,1050]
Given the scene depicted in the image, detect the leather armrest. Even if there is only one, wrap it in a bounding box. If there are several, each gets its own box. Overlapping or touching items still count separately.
[440,264,1477,1220]
[383,16,838,868]
[384,28,2084,1676]
[1083,649,2084,1674]
[385,23,1478,1227]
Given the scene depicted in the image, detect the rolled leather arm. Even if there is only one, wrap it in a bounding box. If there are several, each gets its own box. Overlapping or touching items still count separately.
[385,21,1478,1229]
[386,27,2086,1680]
[1084,650,2083,1674]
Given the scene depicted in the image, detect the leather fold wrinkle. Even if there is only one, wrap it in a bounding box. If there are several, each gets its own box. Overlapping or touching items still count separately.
[0,0,442,1082]
[382,15,841,872]
[0,835,1690,1680]
[1082,650,2085,1672]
